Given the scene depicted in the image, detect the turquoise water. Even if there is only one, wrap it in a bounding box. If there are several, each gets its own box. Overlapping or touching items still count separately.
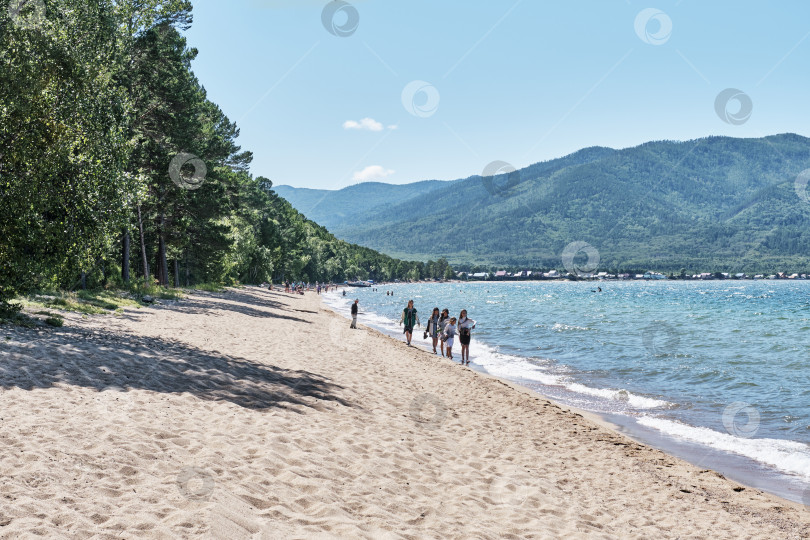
[325,281,810,497]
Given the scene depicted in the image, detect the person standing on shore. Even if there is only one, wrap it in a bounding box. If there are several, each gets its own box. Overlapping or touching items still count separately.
[399,300,420,346]
[457,309,476,365]
[350,299,359,329]
[442,317,457,361]
[426,307,441,354]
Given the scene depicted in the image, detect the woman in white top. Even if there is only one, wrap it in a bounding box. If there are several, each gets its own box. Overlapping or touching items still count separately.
[457,310,476,365]
[442,317,457,361]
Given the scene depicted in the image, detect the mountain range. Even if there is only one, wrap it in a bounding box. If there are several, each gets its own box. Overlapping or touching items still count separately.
[274,134,810,273]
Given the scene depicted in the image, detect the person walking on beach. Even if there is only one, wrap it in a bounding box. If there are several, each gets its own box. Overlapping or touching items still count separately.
[442,317,457,361]
[350,299,359,329]
[426,307,441,353]
[457,309,476,365]
[399,300,420,346]
[438,308,450,357]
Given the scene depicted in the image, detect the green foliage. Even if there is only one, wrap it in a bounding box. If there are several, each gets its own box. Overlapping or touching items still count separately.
[0,0,443,308]
[0,300,22,318]
[0,0,133,307]
[45,317,64,327]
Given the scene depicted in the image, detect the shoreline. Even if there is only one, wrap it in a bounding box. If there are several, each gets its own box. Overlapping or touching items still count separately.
[330,280,810,505]
[1,286,808,537]
[322,292,810,506]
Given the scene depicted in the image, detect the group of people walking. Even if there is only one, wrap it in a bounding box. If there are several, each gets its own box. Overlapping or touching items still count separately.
[284,281,337,294]
[398,300,476,365]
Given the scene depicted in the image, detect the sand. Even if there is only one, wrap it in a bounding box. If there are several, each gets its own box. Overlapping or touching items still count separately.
[0,286,808,539]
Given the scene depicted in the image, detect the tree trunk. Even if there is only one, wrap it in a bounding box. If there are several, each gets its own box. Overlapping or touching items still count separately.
[174,259,179,288]
[137,204,149,282]
[156,213,168,286]
[121,230,130,284]
[81,271,86,290]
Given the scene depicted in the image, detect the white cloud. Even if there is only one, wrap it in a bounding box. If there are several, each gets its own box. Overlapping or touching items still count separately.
[353,165,395,182]
[343,117,384,132]
[343,118,399,132]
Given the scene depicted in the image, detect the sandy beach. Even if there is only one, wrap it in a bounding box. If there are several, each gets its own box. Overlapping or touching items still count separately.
[0,287,808,539]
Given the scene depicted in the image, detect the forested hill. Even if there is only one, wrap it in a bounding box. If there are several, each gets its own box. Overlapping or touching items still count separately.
[276,146,614,233]
[273,180,453,232]
[279,135,810,273]
[0,1,450,311]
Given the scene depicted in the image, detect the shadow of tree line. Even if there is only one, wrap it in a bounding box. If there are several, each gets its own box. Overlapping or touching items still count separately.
[0,288,350,412]
[118,287,315,326]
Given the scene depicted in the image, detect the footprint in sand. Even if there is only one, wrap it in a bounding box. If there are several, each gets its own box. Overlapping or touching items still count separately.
[91,385,137,421]
[176,466,215,501]
[488,468,532,507]
[487,465,559,508]
[408,393,448,431]
[19,471,56,490]
[328,317,370,351]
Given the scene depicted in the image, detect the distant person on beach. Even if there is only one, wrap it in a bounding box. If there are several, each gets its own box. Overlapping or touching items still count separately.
[442,317,457,360]
[350,299,359,329]
[399,300,420,346]
[426,307,441,353]
[438,308,450,357]
[457,310,477,365]
[342,290,346,296]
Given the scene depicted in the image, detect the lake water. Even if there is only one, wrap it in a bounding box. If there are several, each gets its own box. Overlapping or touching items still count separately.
[324,281,810,503]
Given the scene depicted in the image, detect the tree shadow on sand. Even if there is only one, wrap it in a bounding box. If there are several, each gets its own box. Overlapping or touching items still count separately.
[0,324,350,412]
[116,287,315,325]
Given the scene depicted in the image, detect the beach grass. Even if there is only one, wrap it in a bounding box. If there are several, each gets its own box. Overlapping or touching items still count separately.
[2,281,241,327]
[192,282,228,292]
[21,290,139,315]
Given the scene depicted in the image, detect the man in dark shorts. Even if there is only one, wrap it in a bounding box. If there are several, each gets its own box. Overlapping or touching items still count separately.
[399,299,420,346]
[350,299,359,329]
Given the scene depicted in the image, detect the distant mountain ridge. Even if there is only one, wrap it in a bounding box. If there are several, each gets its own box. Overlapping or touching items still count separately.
[276,134,810,272]
[273,180,453,232]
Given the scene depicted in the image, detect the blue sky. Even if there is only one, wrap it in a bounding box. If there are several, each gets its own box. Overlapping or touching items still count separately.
[185,1,810,189]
